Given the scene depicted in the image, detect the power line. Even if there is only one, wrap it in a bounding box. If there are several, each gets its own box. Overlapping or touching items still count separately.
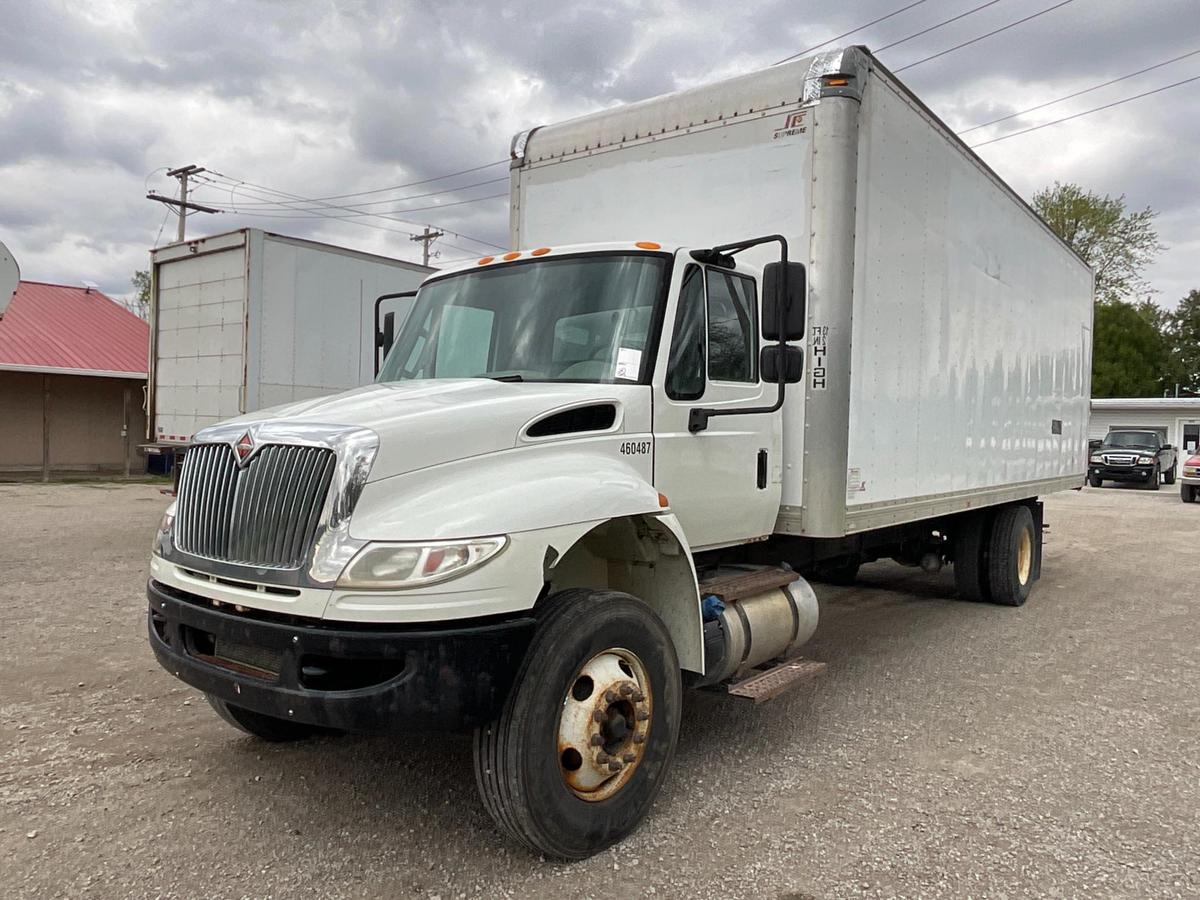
[201,175,509,210]
[199,170,507,251]
[895,0,1078,73]
[775,0,932,65]
[875,0,1005,53]
[242,158,509,205]
[196,182,508,218]
[958,47,1200,133]
[969,73,1200,147]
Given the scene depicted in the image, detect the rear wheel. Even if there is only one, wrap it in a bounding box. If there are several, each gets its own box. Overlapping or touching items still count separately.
[205,694,318,742]
[1088,474,1103,488]
[814,557,861,586]
[985,505,1037,607]
[473,589,682,860]
[953,510,993,603]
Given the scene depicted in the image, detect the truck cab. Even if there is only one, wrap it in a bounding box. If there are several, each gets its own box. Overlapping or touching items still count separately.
[1088,430,1177,489]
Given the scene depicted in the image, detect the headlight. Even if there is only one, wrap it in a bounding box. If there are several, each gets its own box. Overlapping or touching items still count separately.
[153,502,177,555]
[1089,454,1102,463]
[1137,456,1154,465]
[337,537,507,589]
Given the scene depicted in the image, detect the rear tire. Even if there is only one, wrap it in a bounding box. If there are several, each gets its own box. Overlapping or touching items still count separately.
[1088,474,1103,488]
[205,694,318,742]
[985,505,1037,607]
[953,511,992,603]
[473,589,682,860]
[814,557,861,586]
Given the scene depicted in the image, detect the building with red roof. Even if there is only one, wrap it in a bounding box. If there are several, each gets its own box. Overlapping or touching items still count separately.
[0,280,150,478]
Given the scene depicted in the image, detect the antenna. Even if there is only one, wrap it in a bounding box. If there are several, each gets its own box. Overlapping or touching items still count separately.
[82,280,100,294]
[0,240,19,318]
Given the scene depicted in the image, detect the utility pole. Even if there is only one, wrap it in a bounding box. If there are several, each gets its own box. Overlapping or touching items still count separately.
[410,226,444,267]
[146,164,219,242]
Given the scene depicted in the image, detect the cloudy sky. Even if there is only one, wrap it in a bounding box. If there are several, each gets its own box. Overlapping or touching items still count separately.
[2,0,1197,308]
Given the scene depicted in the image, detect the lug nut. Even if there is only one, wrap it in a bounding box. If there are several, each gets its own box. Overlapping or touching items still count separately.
[596,751,610,763]
[604,690,617,703]
[592,709,605,723]
[632,691,645,702]
[622,752,636,763]
[619,683,634,697]
[633,733,646,744]
[637,710,650,721]
[589,734,603,747]
[608,761,623,772]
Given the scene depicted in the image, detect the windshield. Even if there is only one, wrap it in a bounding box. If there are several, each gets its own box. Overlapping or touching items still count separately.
[1102,432,1159,449]
[377,253,669,384]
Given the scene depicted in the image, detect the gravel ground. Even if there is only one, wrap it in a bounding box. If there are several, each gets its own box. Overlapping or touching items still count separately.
[1,481,1197,899]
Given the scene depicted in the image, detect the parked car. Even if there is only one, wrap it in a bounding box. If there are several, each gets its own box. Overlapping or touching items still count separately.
[1088,430,1177,490]
[1181,453,1200,503]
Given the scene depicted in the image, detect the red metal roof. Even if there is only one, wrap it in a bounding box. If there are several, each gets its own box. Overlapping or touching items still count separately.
[0,280,149,377]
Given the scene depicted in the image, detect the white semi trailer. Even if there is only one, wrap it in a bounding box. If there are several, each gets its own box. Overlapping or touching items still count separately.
[146,47,1093,858]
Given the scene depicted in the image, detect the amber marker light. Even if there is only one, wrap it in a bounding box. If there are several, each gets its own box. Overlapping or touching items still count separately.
[477,256,494,265]
[531,247,552,256]
[658,492,670,508]
[503,251,522,261]
[636,241,661,250]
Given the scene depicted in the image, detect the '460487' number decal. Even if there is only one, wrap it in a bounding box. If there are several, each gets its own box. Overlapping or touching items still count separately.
[619,440,651,456]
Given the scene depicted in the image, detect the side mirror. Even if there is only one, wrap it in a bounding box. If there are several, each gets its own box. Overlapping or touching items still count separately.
[762,261,807,341]
[377,310,395,367]
[1162,443,1173,451]
[761,345,804,384]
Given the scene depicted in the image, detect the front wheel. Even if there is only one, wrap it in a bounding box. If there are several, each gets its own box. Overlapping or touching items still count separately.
[1164,464,1177,485]
[473,589,682,860]
[1088,474,1103,488]
[1183,484,1197,504]
[1147,465,1161,490]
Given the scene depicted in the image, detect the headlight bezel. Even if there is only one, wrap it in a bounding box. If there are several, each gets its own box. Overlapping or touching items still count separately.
[1137,455,1154,465]
[336,536,508,590]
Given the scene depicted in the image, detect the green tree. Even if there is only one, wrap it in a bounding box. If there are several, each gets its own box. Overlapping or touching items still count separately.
[127,270,150,319]
[1032,182,1161,305]
[1091,300,1170,397]
[1167,288,1200,394]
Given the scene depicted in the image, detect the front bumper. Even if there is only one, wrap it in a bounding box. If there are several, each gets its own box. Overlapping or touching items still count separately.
[1089,464,1156,483]
[147,579,535,733]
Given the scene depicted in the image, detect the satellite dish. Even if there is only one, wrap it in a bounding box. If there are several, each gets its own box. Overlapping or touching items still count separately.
[0,240,19,318]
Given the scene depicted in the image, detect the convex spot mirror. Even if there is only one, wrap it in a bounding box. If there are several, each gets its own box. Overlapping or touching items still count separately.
[761,345,804,384]
[762,261,807,341]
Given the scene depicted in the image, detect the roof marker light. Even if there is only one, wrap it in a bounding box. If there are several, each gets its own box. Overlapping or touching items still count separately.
[636,241,661,250]
[531,247,551,256]
[503,251,522,261]
[477,256,494,265]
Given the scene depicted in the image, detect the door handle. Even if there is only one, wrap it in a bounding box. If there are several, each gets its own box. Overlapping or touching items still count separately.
[757,449,768,490]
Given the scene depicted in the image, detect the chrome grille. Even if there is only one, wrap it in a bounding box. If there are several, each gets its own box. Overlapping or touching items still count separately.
[1102,453,1137,466]
[174,442,337,569]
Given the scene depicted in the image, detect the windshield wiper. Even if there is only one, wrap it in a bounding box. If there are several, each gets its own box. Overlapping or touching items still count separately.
[481,373,524,382]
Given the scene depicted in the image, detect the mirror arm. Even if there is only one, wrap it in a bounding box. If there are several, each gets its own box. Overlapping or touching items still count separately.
[374,289,418,376]
[689,235,791,433]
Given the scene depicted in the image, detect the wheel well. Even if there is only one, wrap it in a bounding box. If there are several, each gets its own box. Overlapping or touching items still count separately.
[544,515,703,674]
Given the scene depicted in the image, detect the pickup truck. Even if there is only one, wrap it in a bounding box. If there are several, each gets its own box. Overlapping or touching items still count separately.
[1180,453,1200,502]
[1088,430,1177,489]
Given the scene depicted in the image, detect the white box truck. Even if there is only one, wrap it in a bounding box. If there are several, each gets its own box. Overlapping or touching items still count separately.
[146,47,1092,859]
[145,228,430,449]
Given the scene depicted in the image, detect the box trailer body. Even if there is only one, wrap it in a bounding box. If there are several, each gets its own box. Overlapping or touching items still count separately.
[147,47,1094,859]
[510,47,1093,542]
[147,228,430,445]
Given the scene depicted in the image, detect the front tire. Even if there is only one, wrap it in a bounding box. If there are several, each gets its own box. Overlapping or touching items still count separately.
[205,694,318,742]
[1183,484,1197,503]
[1088,474,1103,488]
[1164,464,1176,485]
[1147,465,1161,490]
[473,589,682,860]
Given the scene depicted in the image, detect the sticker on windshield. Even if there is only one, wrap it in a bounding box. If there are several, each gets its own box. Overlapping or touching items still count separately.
[615,347,642,380]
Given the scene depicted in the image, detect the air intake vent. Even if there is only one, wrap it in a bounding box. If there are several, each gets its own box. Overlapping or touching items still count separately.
[526,404,617,438]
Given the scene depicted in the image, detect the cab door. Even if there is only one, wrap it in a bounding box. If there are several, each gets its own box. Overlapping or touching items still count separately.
[652,256,782,550]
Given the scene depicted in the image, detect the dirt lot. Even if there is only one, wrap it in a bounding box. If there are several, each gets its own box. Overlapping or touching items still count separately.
[1,481,1197,899]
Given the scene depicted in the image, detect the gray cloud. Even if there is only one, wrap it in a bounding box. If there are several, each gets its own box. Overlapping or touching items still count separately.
[0,0,1196,305]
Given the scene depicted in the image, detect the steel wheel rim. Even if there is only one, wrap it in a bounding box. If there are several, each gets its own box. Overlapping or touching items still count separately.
[556,647,652,802]
[1017,527,1032,585]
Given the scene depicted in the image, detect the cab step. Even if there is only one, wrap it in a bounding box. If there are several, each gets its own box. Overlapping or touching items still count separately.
[698,566,799,603]
[726,654,826,704]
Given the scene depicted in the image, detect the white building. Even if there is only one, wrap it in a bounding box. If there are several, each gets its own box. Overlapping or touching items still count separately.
[1089,398,1200,454]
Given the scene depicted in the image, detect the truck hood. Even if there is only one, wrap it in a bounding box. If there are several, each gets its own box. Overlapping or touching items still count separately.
[221,379,647,483]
